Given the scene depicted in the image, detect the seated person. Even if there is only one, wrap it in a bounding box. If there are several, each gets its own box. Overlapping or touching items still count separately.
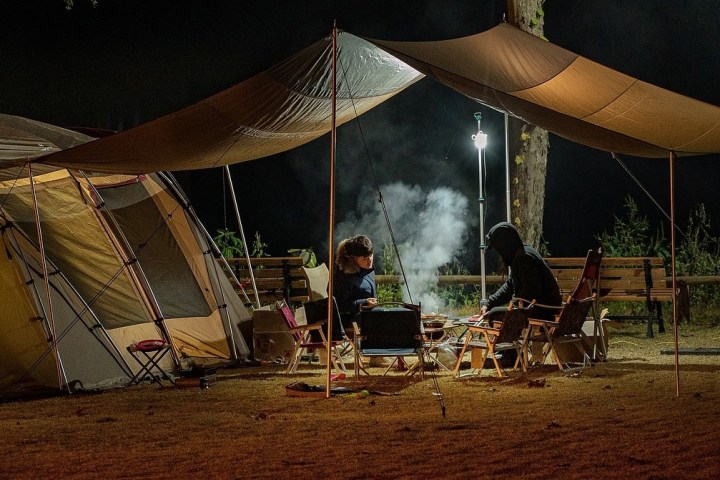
[481,222,562,366]
[333,235,377,335]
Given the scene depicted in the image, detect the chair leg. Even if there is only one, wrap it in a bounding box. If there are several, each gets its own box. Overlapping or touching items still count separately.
[452,333,472,377]
[354,338,360,380]
[482,345,507,378]
[415,351,425,379]
[520,330,531,371]
[548,339,563,371]
[513,342,525,373]
[286,345,304,374]
[381,357,399,376]
[330,344,346,374]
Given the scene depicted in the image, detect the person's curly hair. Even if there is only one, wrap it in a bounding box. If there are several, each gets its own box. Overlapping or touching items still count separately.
[335,235,373,274]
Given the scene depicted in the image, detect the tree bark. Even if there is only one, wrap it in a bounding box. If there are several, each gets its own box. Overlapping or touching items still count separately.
[506,0,549,251]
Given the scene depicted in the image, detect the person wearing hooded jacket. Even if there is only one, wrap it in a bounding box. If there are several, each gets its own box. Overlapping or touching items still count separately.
[481,222,562,367]
[482,222,561,319]
[333,235,378,330]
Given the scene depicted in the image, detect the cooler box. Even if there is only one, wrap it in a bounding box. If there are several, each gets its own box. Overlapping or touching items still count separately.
[252,309,296,362]
[554,319,610,363]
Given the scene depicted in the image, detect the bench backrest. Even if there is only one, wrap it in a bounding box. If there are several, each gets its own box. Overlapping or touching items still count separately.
[224,256,309,306]
[545,256,668,300]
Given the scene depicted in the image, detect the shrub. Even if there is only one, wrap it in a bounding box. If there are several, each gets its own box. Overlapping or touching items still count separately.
[595,197,720,325]
[675,204,720,324]
[213,229,269,259]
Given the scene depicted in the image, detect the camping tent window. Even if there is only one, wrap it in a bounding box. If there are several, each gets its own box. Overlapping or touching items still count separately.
[98,181,212,319]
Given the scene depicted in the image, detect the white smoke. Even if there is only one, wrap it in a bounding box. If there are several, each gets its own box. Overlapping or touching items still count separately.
[335,182,469,313]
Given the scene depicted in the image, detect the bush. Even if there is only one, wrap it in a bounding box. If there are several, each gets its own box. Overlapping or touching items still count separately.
[675,205,720,324]
[376,243,403,303]
[213,229,269,259]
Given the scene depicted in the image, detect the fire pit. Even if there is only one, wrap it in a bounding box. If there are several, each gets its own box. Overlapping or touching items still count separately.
[421,313,448,330]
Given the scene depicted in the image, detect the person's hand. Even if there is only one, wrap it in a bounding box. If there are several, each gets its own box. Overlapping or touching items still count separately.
[366,298,378,308]
[480,304,488,316]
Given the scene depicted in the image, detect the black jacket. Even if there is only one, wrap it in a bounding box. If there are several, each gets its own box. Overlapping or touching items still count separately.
[486,222,561,320]
[333,267,376,322]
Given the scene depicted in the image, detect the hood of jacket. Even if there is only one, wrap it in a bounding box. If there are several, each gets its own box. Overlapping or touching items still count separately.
[486,222,524,265]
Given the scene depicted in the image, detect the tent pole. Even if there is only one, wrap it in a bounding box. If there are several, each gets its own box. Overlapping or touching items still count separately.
[75,171,182,368]
[325,22,338,398]
[158,171,253,308]
[158,171,248,359]
[669,151,680,397]
[3,224,135,387]
[27,163,68,393]
[224,165,261,309]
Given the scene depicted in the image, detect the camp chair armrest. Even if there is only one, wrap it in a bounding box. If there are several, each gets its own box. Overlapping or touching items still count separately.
[528,318,559,328]
[527,302,564,310]
[468,325,501,335]
[576,295,596,303]
[509,297,537,309]
[289,323,324,333]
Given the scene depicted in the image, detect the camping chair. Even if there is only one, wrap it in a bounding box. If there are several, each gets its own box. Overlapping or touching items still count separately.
[281,298,348,374]
[302,263,329,301]
[452,301,532,378]
[522,248,603,371]
[353,303,425,379]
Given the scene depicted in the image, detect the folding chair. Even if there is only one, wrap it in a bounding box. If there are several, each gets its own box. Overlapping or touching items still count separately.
[452,301,532,378]
[281,299,347,374]
[301,263,329,301]
[521,248,603,371]
[353,303,425,379]
[126,339,176,387]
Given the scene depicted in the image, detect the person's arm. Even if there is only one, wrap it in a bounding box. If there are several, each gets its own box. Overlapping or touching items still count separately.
[486,277,514,309]
[352,273,377,311]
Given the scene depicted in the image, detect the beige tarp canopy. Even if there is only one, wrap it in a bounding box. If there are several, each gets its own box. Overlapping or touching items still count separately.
[370,23,720,157]
[31,33,423,174]
[20,24,720,177]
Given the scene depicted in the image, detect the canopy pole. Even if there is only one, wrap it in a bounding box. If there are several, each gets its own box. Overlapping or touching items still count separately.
[669,151,680,397]
[28,163,67,392]
[224,165,261,309]
[325,22,338,398]
[504,112,511,223]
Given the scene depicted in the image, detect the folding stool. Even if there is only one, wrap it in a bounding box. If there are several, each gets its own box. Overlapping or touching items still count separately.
[126,339,176,387]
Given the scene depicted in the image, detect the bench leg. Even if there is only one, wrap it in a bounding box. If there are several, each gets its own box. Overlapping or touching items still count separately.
[646,308,654,338]
[656,301,665,333]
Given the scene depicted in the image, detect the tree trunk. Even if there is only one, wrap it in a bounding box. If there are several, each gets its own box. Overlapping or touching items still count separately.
[506,0,549,251]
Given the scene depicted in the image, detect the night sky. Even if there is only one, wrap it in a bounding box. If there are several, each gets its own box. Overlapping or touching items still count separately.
[3,0,719,271]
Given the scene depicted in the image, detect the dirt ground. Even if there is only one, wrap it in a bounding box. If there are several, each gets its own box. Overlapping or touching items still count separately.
[1,322,719,480]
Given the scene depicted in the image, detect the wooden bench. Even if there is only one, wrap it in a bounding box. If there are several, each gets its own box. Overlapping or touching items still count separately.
[544,256,688,337]
[223,256,309,307]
